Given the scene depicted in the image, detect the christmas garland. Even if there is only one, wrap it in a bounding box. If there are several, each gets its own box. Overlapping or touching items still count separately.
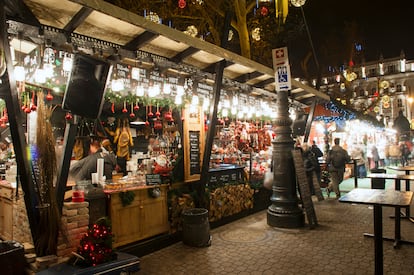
[119,190,135,206]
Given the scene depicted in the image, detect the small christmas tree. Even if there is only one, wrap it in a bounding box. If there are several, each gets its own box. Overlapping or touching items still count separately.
[76,217,117,267]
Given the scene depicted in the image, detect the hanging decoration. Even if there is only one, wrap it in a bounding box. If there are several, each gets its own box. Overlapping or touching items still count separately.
[30,90,37,111]
[178,0,186,9]
[260,6,269,16]
[46,90,53,101]
[129,103,135,118]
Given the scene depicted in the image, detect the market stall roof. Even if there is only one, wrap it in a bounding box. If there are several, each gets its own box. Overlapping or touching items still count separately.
[6,0,329,105]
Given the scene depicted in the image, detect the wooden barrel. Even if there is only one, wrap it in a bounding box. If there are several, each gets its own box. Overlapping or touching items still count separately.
[182,208,211,247]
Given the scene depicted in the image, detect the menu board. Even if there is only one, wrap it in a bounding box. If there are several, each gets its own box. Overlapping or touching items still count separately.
[146,174,162,185]
[189,131,200,175]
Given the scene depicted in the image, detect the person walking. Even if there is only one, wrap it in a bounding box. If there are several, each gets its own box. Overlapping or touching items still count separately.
[326,138,351,199]
[310,140,323,183]
[371,145,380,169]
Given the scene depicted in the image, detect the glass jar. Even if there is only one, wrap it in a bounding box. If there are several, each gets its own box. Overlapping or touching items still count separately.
[72,185,85,202]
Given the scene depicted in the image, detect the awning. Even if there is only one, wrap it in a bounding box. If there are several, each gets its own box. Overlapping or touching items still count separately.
[5,0,329,106]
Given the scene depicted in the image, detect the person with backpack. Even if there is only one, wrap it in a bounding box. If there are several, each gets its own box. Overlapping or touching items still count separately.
[326,138,351,198]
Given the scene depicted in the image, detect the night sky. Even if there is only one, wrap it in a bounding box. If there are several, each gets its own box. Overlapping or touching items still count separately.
[302,0,414,62]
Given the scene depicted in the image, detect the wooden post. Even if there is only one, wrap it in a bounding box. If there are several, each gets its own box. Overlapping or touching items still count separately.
[0,4,39,243]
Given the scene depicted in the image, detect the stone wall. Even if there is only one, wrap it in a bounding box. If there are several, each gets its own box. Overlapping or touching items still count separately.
[12,194,89,259]
[57,201,89,258]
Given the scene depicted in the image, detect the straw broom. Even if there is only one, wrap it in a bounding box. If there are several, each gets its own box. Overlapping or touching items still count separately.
[34,91,60,256]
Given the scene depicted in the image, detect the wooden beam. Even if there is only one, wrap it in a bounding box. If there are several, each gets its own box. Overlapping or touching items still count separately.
[203,60,233,74]
[0,3,39,243]
[124,31,158,51]
[63,6,92,33]
[170,46,199,63]
[233,71,263,83]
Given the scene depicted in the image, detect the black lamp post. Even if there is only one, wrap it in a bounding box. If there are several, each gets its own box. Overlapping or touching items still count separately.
[267,89,304,228]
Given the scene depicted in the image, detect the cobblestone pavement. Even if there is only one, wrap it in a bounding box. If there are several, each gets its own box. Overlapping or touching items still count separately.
[138,194,414,275]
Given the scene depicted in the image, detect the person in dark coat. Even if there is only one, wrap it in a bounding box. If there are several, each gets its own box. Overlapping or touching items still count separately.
[393,110,411,136]
[70,140,116,181]
[310,140,323,183]
[326,138,351,199]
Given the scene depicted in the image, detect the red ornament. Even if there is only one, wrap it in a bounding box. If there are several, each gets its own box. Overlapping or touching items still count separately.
[133,104,139,111]
[129,112,135,118]
[24,107,31,114]
[349,59,354,67]
[30,104,37,111]
[148,105,154,117]
[154,120,162,130]
[122,101,128,113]
[164,110,173,121]
[111,102,115,113]
[145,120,150,126]
[260,6,268,16]
[178,0,186,9]
[46,91,53,101]
[65,112,73,120]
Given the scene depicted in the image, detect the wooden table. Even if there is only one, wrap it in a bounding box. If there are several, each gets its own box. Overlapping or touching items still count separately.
[388,165,414,190]
[367,173,414,222]
[339,188,413,275]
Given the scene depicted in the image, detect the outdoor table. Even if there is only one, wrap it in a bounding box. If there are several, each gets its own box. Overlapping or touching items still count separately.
[367,173,414,223]
[339,188,413,275]
[388,166,414,219]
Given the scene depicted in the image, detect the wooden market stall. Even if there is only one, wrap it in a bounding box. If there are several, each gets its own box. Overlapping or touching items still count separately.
[0,0,331,265]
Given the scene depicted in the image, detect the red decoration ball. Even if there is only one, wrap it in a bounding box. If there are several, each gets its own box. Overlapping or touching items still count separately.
[261,6,268,16]
[129,113,135,118]
[178,0,186,9]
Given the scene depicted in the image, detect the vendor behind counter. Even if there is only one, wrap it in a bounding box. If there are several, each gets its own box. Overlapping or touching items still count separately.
[69,140,117,181]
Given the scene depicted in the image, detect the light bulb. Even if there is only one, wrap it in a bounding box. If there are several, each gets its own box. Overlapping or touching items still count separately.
[14,66,25,81]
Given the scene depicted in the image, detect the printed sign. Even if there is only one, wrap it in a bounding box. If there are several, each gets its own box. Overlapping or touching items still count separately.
[272,47,292,92]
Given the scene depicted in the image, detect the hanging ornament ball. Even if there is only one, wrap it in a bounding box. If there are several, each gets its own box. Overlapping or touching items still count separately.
[133,105,139,111]
[46,92,53,101]
[145,120,150,126]
[30,104,37,111]
[122,108,128,113]
[24,107,31,114]
[178,0,186,9]
[260,6,268,16]
[349,59,354,67]
[129,112,135,118]
[65,113,73,120]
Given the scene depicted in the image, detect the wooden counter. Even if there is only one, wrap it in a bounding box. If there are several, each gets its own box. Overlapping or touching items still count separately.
[0,182,14,240]
[105,185,170,248]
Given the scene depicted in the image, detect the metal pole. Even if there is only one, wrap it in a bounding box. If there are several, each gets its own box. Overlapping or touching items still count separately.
[267,89,304,228]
